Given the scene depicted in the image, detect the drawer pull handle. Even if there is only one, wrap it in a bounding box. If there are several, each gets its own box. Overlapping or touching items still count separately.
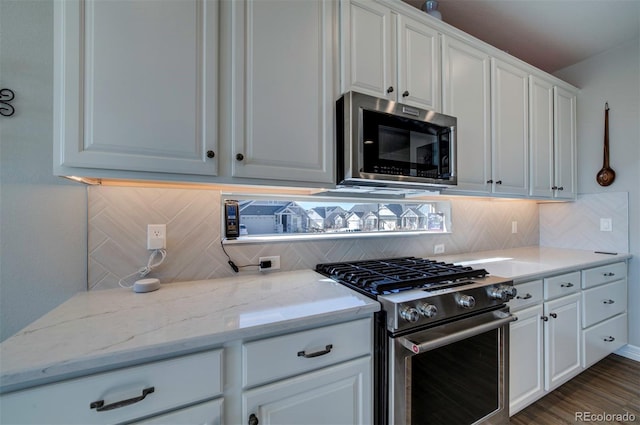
[541,316,548,321]
[516,293,532,300]
[298,344,333,358]
[603,272,615,277]
[248,413,259,425]
[604,336,615,342]
[550,313,558,319]
[90,387,154,412]
[603,299,615,304]
[560,282,574,288]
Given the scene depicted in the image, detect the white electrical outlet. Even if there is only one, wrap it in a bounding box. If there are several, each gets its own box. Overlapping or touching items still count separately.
[512,221,518,234]
[259,255,280,271]
[434,244,445,254]
[600,218,612,232]
[147,224,166,250]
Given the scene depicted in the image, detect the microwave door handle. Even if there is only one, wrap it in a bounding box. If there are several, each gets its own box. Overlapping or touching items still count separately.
[398,313,516,354]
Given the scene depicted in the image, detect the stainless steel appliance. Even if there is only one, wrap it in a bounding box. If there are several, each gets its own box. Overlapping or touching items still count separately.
[336,91,457,189]
[316,257,517,425]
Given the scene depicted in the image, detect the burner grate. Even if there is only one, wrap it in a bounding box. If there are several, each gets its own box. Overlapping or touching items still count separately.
[316,257,488,295]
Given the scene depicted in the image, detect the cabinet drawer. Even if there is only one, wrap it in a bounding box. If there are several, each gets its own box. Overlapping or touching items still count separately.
[0,349,222,425]
[582,262,627,289]
[582,313,627,368]
[582,280,627,328]
[133,398,222,425]
[508,280,543,311]
[544,271,580,300]
[243,318,372,388]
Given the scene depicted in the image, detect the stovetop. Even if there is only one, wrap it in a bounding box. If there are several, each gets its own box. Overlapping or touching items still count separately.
[316,257,515,332]
[315,257,489,296]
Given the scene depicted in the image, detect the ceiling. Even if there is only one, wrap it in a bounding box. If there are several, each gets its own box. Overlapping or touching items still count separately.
[402,0,640,73]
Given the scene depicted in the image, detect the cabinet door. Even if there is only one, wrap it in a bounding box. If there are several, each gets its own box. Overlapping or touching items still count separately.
[553,87,577,199]
[54,0,218,176]
[442,35,491,192]
[243,357,372,425]
[544,293,582,391]
[491,58,529,196]
[529,76,554,198]
[397,15,440,110]
[341,0,394,99]
[509,304,544,415]
[229,0,335,184]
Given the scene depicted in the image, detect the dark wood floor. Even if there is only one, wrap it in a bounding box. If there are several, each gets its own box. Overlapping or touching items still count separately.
[510,354,640,424]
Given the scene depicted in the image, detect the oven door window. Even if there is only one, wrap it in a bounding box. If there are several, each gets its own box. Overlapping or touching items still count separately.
[408,329,499,424]
[362,109,451,179]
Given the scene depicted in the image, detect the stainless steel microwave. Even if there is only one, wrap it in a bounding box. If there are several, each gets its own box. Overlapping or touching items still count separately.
[337,91,457,188]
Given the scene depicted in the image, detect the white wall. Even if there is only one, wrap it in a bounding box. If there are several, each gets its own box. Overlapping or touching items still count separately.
[554,37,640,348]
[0,0,87,341]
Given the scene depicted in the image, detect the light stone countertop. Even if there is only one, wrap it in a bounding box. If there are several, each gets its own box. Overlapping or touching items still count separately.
[0,270,379,393]
[436,246,631,283]
[1,246,631,394]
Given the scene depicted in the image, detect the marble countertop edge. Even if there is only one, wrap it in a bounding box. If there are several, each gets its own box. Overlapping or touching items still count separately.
[0,302,379,394]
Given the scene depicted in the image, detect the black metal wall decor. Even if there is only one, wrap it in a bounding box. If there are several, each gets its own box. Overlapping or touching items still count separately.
[0,88,16,117]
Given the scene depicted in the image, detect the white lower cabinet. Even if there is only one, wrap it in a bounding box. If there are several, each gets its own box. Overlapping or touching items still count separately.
[243,357,371,425]
[581,262,628,368]
[1,317,375,425]
[509,261,629,416]
[543,292,582,391]
[0,350,223,425]
[241,318,373,425]
[133,398,223,425]
[509,303,544,414]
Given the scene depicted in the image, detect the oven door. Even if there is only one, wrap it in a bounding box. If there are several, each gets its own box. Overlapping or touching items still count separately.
[389,307,515,425]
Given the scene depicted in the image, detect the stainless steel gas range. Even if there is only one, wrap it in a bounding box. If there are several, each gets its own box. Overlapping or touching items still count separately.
[316,257,517,425]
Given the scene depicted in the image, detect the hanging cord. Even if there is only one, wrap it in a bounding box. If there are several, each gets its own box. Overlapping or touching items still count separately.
[118,249,167,288]
[220,239,259,273]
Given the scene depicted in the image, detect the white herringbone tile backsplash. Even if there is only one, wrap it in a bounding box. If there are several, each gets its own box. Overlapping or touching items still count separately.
[540,192,629,254]
[88,186,540,290]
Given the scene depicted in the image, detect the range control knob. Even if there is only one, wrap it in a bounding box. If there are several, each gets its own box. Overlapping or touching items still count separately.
[400,307,420,323]
[458,294,476,309]
[489,285,518,301]
[417,303,438,318]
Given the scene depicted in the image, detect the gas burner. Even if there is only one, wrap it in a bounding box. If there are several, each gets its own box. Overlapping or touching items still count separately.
[315,257,488,296]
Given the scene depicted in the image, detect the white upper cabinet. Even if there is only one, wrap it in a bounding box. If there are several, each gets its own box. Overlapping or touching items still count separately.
[228,0,336,184]
[529,77,578,199]
[442,35,491,192]
[491,58,529,196]
[342,0,394,100]
[553,86,577,199]
[529,76,555,197]
[54,0,218,177]
[342,0,440,111]
[396,14,440,110]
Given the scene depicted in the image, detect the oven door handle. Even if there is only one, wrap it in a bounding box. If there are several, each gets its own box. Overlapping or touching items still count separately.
[398,311,516,354]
